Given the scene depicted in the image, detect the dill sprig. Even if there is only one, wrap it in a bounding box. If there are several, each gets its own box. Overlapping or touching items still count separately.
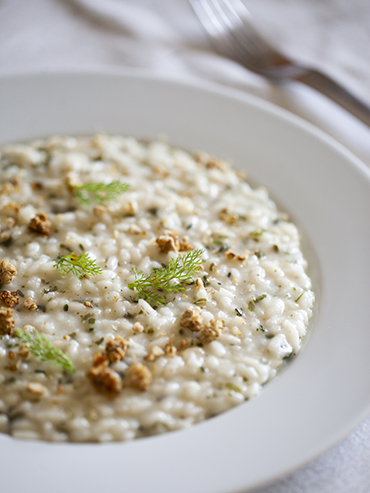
[15,328,75,373]
[53,251,103,279]
[72,180,130,206]
[128,249,205,306]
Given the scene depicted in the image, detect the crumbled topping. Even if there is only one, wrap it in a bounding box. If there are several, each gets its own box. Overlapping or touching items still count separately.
[105,336,128,364]
[22,324,35,334]
[132,322,144,333]
[144,345,165,362]
[87,353,122,397]
[1,201,20,216]
[195,278,204,289]
[23,297,38,311]
[165,342,177,357]
[0,182,14,195]
[225,249,246,261]
[28,213,52,236]
[31,182,44,191]
[128,362,152,391]
[199,319,223,344]
[205,158,229,172]
[0,259,17,284]
[219,208,239,224]
[180,338,189,350]
[180,305,203,332]
[84,301,93,308]
[127,224,142,235]
[4,217,16,229]
[7,350,16,360]
[156,233,179,253]
[123,201,138,216]
[65,171,82,188]
[26,382,47,396]
[93,205,107,217]
[194,151,229,172]
[0,290,20,308]
[0,307,15,335]
[9,361,20,372]
[18,344,30,359]
[179,236,194,252]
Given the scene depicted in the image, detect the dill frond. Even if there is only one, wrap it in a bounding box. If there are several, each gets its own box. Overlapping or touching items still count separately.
[128,249,204,306]
[15,328,75,373]
[53,251,103,279]
[72,180,130,206]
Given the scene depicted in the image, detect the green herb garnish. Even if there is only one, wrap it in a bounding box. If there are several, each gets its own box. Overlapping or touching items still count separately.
[128,249,204,306]
[15,328,75,373]
[53,251,103,279]
[71,180,130,206]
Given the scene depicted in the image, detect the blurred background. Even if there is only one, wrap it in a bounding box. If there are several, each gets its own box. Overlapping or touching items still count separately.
[1,1,370,491]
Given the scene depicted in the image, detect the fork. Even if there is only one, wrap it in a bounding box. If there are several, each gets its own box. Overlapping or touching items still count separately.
[190,0,370,127]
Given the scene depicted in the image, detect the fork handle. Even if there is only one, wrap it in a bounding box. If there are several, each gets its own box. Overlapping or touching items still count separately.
[295,69,370,127]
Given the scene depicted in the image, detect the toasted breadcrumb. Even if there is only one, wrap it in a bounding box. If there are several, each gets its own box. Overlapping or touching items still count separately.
[28,213,52,236]
[180,305,203,332]
[105,336,128,364]
[156,234,179,253]
[225,249,246,261]
[180,338,189,350]
[23,297,38,311]
[199,319,223,344]
[123,201,138,216]
[0,307,15,335]
[1,201,20,216]
[128,363,152,391]
[0,182,14,195]
[0,259,17,284]
[26,382,47,396]
[93,205,107,217]
[87,353,122,397]
[219,208,239,225]
[179,236,194,252]
[7,350,16,360]
[195,278,204,289]
[132,322,144,333]
[144,345,165,362]
[165,342,177,357]
[18,344,30,359]
[0,290,20,308]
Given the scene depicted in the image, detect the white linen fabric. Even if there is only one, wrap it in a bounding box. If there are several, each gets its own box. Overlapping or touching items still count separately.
[1,1,370,491]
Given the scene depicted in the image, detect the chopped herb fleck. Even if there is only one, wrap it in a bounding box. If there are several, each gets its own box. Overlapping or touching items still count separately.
[295,292,304,302]
[225,383,242,393]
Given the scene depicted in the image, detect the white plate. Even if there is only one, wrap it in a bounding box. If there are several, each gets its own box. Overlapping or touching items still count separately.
[1,70,370,493]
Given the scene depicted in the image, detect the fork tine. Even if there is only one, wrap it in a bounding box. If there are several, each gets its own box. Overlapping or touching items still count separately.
[190,0,247,60]
[219,0,280,60]
[191,0,287,73]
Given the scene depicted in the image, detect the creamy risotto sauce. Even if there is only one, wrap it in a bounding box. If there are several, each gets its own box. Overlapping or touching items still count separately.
[0,135,314,442]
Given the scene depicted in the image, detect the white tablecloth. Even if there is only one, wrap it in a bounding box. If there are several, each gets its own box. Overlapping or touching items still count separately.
[1,1,370,491]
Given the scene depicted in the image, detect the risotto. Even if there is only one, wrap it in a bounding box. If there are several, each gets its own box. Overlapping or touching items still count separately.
[0,135,314,442]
